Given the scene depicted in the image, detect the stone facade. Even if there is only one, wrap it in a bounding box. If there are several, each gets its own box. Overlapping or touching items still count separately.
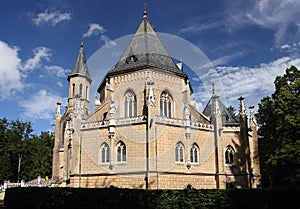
[52,11,261,189]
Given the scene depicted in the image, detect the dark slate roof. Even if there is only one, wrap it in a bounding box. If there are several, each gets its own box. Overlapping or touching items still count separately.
[68,41,91,81]
[203,95,238,125]
[108,13,186,77]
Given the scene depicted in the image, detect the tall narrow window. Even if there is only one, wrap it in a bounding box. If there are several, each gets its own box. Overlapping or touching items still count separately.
[225,145,234,165]
[100,142,110,164]
[190,143,199,163]
[79,84,83,97]
[160,91,172,118]
[124,91,137,118]
[72,83,75,97]
[175,142,184,163]
[117,141,126,163]
[85,86,88,100]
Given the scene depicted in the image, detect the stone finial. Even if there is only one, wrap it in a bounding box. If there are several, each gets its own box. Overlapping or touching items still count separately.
[143,3,147,16]
[249,105,257,126]
[184,103,190,120]
[109,99,117,117]
[56,102,61,116]
[238,96,246,116]
[95,96,101,106]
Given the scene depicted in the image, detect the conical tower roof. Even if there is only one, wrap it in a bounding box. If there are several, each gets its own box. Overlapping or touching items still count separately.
[108,11,186,77]
[203,94,238,125]
[68,40,91,81]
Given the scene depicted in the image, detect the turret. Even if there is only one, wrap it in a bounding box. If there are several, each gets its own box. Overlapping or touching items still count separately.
[67,39,92,116]
[52,102,62,180]
[211,87,222,189]
[249,105,261,188]
[238,96,252,188]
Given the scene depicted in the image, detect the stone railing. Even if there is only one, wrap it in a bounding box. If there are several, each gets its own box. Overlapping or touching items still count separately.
[81,120,109,130]
[80,115,214,131]
[155,116,214,131]
[81,116,146,130]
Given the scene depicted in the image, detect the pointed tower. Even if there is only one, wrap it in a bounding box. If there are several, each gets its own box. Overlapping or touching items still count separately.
[68,40,92,116]
[107,9,185,77]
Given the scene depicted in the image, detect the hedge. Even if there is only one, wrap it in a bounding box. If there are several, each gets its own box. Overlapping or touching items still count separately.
[4,187,300,209]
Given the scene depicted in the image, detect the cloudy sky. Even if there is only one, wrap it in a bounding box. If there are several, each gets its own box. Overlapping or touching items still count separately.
[0,0,299,134]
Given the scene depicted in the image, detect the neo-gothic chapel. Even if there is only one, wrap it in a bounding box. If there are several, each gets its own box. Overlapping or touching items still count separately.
[52,10,261,189]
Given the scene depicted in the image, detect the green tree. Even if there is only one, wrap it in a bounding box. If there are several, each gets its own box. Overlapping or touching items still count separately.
[21,131,54,181]
[6,120,33,182]
[0,118,54,183]
[0,119,33,183]
[256,65,300,188]
[0,118,14,183]
[227,105,238,120]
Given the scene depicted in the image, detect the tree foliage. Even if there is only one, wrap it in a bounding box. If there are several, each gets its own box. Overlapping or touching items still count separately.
[0,118,54,183]
[256,65,300,188]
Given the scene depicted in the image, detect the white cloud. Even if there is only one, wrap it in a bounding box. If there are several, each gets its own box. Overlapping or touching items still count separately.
[23,47,51,71]
[83,23,106,38]
[45,65,69,78]
[276,42,300,54]
[0,40,23,100]
[56,81,63,87]
[179,21,220,34]
[206,51,246,68]
[100,35,116,47]
[217,57,300,103]
[20,89,65,120]
[225,0,300,43]
[192,56,300,111]
[33,9,71,26]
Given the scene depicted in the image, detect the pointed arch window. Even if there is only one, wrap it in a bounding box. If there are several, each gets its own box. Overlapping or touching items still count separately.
[190,143,199,164]
[225,145,235,165]
[100,142,110,164]
[175,142,184,163]
[72,83,75,97]
[79,83,83,97]
[124,91,137,118]
[160,91,172,118]
[117,141,126,163]
[85,86,88,100]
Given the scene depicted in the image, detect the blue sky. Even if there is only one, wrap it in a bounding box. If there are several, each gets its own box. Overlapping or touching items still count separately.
[0,0,299,134]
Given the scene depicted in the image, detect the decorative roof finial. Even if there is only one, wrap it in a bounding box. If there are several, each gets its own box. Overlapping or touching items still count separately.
[212,83,215,95]
[143,3,147,16]
[238,96,246,116]
[80,34,84,48]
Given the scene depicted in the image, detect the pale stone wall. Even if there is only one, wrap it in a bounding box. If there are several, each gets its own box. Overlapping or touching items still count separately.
[53,66,260,189]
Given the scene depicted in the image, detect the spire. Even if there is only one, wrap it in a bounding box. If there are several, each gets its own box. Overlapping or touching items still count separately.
[143,3,147,17]
[109,10,186,77]
[68,38,91,81]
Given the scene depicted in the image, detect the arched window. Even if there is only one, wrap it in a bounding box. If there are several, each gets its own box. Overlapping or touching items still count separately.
[124,90,137,118]
[160,91,172,118]
[79,84,83,97]
[117,141,126,163]
[100,142,110,164]
[72,83,75,97]
[190,143,199,163]
[85,86,88,100]
[225,145,234,165]
[175,142,184,163]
